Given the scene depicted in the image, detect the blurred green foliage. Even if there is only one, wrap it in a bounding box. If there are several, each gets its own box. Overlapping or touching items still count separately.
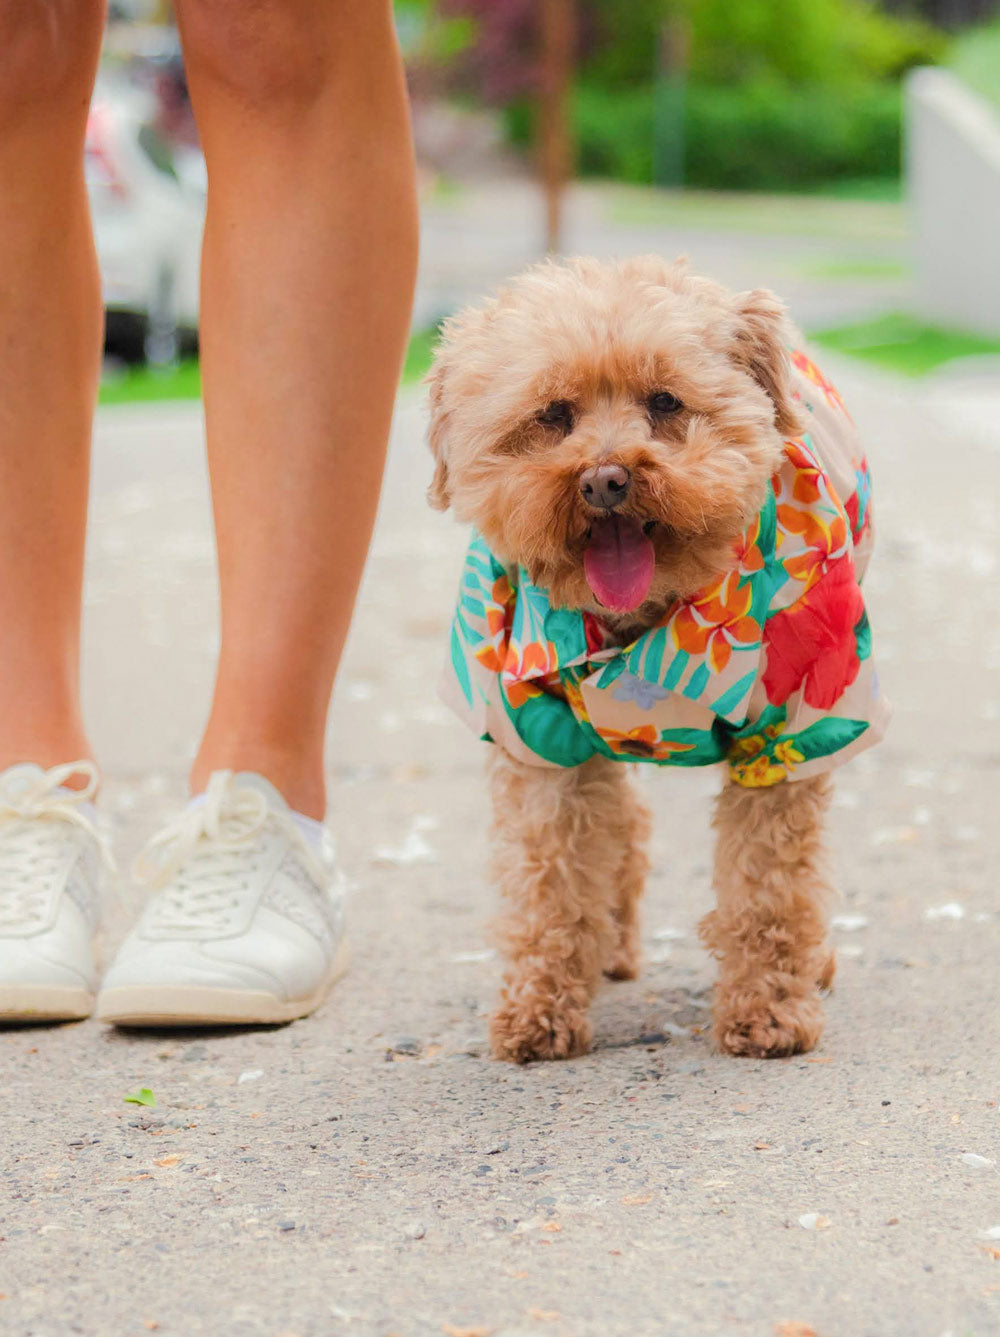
[395,0,475,63]
[585,0,942,89]
[563,79,903,189]
[434,0,947,190]
[578,0,943,189]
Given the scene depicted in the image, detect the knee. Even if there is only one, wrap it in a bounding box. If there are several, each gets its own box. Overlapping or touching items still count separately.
[0,0,105,116]
[178,0,349,105]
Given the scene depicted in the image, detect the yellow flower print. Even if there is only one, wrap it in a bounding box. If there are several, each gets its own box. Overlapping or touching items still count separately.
[728,719,803,786]
[730,754,788,787]
[773,739,805,767]
[729,734,766,760]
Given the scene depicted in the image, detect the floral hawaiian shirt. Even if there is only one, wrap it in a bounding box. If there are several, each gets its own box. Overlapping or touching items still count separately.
[441,350,890,787]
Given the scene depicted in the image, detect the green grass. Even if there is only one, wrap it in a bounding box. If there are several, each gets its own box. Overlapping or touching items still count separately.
[810,177,903,203]
[98,327,440,406]
[810,311,1000,376]
[949,19,1000,114]
[99,358,202,406]
[796,257,908,281]
[401,325,438,384]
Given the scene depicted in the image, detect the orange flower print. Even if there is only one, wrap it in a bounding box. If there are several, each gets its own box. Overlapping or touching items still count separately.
[597,724,694,761]
[560,674,591,726]
[479,570,561,682]
[474,574,516,673]
[485,574,513,633]
[790,350,848,416]
[775,441,849,590]
[777,503,848,590]
[502,678,543,711]
[513,639,556,677]
[732,513,765,576]
[783,438,825,505]
[474,643,504,673]
[671,570,760,674]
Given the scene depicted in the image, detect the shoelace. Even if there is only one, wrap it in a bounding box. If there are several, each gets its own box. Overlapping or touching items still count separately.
[133,770,330,934]
[0,761,113,931]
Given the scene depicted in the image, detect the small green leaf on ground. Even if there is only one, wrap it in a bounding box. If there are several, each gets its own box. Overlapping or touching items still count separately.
[124,1087,156,1107]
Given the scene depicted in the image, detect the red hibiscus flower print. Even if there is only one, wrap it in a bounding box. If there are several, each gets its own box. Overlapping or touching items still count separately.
[762,556,864,709]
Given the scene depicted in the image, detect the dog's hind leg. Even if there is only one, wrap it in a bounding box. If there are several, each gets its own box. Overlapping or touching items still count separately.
[603,770,651,981]
[700,774,834,1058]
[487,749,634,1062]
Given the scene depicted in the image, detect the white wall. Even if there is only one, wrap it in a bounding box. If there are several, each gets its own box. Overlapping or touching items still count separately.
[906,67,1000,338]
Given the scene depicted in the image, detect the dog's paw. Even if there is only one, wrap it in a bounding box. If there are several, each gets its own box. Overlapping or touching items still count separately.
[713,985,824,1059]
[603,953,640,982]
[603,938,641,981]
[489,993,593,1063]
[817,949,836,993]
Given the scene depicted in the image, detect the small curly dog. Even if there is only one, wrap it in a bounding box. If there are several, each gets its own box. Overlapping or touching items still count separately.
[427,256,887,1063]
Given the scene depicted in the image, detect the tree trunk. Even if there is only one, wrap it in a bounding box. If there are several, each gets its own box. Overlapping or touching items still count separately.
[538,0,575,254]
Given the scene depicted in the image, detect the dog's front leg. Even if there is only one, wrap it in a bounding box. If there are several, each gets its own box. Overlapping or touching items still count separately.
[487,748,639,1062]
[700,775,834,1058]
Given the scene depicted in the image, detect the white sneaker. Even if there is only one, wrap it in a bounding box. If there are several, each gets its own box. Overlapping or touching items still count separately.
[97,770,348,1026]
[0,761,109,1021]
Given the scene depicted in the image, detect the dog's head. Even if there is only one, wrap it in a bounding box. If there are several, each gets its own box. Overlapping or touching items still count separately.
[426,256,800,619]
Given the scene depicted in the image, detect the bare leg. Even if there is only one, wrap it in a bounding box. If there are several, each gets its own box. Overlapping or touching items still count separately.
[488,750,650,1062]
[176,0,419,817]
[0,3,106,775]
[700,775,834,1058]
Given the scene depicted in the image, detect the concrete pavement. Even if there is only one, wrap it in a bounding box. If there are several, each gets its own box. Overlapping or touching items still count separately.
[414,179,911,332]
[3,189,1000,1334]
[1,355,999,1337]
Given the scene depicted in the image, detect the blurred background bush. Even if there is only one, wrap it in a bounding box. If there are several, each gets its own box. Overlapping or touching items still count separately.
[402,0,999,196]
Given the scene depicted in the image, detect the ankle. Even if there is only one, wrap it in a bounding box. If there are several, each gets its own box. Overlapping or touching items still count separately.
[190,739,326,818]
[0,733,96,790]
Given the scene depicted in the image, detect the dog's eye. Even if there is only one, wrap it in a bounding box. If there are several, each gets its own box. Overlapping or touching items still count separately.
[536,400,574,434]
[648,391,683,416]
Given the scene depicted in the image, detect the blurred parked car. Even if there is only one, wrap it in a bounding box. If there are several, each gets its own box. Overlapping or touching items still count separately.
[86,80,204,364]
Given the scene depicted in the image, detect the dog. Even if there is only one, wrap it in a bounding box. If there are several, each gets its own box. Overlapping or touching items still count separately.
[426,255,888,1063]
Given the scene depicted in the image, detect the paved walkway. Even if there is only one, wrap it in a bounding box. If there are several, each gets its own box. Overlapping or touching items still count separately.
[4,180,1000,1334]
[3,350,1000,1337]
[415,179,911,332]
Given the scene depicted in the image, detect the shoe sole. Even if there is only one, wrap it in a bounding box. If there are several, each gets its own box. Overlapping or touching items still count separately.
[95,937,351,1027]
[0,985,95,1022]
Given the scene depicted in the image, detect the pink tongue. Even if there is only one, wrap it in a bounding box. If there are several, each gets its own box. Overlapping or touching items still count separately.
[584,515,655,613]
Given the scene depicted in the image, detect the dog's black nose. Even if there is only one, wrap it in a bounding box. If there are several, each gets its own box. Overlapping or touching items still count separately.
[579,463,631,510]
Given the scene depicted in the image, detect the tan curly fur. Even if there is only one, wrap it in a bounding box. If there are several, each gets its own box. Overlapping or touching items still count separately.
[427,255,838,1063]
[701,775,835,1057]
[487,750,651,1062]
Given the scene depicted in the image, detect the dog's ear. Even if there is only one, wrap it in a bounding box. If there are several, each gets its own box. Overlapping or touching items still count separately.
[731,289,801,438]
[425,359,451,511]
